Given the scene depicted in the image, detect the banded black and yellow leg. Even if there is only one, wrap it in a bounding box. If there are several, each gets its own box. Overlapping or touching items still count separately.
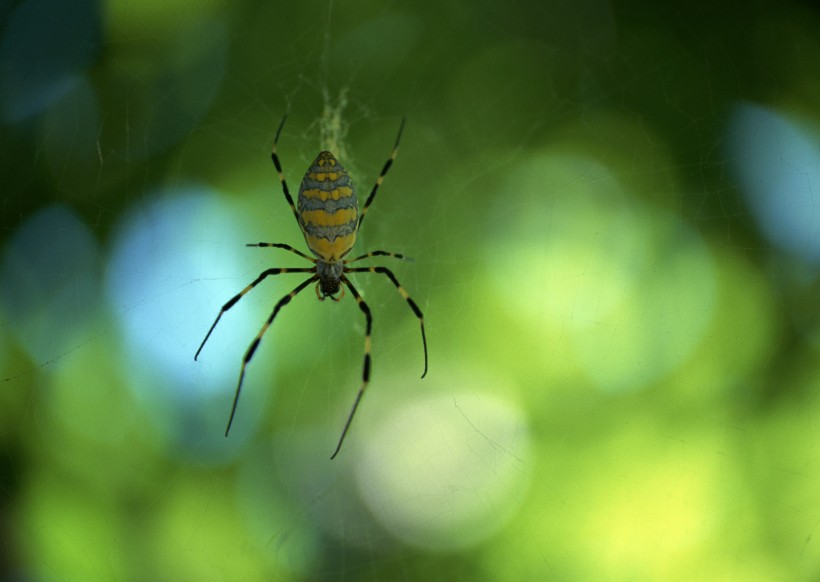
[195,267,315,361]
[225,275,318,436]
[247,242,316,263]
[331,276,373,459]
[357,116,406,231]
[270,114,301,225]
[344,250,412,264]
[345,265,428,378]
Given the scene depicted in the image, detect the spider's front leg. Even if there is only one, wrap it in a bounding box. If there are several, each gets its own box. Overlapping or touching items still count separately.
[195,267,314,361]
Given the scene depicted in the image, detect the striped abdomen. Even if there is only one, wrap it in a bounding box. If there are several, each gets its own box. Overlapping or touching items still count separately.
[297,152,359,262]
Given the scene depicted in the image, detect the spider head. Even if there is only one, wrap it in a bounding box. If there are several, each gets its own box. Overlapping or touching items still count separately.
[316,260,344,299]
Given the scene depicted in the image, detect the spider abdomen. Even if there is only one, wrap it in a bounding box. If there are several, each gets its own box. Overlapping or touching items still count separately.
[298,152,359,262]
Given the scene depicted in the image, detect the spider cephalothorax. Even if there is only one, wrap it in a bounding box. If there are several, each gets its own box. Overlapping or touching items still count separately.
[316,260,344,299]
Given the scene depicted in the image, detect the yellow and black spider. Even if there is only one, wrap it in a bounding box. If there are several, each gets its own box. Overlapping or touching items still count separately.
[195,115,428,459]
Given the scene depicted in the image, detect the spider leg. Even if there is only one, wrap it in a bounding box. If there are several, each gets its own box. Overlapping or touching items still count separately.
[345,266,428,378]
[331,276,372,459]
[247,242,316,262]
[225,275,317,436]
[344,250,412,264]
[357,116,406,231]
[195,267,315,361]
[271,114,301,225]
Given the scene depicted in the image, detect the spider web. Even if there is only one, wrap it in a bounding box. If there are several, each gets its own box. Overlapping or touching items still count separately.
[1,0,820,580]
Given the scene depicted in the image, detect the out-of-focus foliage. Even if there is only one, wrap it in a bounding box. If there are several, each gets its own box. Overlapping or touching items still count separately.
[1,0,820,580]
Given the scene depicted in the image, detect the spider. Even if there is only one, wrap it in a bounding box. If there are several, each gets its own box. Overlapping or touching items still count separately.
[195,115,428,459]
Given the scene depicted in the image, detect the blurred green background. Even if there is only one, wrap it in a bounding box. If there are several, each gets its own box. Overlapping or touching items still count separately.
[2,0,820,580]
